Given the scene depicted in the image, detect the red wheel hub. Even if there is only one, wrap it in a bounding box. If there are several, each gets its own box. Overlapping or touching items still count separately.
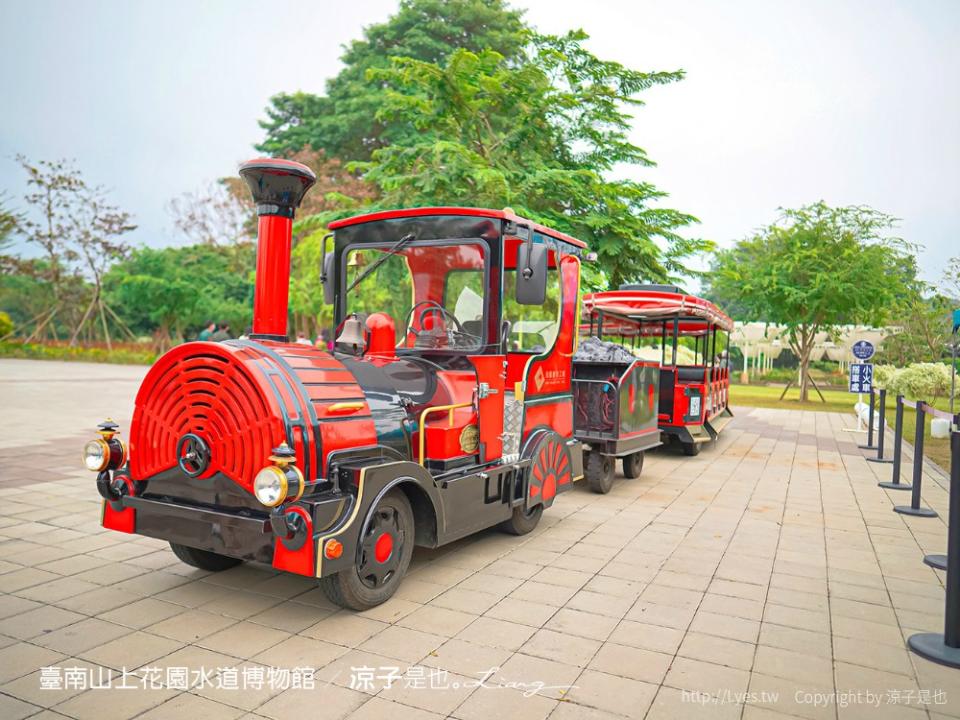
[374,533,393,563]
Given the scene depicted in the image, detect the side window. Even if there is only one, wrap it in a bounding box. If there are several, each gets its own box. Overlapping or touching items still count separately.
[503,266,561,353]
[444,270,485,337]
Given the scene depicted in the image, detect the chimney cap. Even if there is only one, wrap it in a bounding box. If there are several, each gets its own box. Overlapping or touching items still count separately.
[239,158,317,217]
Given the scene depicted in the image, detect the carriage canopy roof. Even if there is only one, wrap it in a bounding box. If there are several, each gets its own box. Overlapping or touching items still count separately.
[582,285,734,335]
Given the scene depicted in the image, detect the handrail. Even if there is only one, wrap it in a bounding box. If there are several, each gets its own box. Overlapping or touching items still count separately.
[418,402,474,467]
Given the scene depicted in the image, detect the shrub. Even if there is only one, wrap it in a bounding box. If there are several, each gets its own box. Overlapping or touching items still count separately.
[888,362,953,404]
[872,364,899,389]
[0,311,12,338]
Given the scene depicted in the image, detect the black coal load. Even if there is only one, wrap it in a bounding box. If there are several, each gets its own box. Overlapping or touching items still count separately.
[573,336,636,364]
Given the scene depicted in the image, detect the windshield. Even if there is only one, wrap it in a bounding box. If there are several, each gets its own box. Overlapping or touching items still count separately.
[343,241,487,352]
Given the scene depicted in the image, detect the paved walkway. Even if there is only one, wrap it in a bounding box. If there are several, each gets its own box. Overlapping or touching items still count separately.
[1,360,959,719]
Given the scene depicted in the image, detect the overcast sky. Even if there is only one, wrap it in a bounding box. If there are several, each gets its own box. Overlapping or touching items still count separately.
[1,0,957,287]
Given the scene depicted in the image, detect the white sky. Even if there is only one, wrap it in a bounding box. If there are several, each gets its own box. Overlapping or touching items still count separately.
[1,0,957,287]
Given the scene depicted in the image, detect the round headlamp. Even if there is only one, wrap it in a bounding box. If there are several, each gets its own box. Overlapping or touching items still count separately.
[83,439,110,472]
[253,443,305,508]
[83,420,127,473]
[254,466,287,507]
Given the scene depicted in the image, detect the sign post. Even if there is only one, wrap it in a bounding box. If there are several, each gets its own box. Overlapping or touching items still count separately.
[848,340,875,435]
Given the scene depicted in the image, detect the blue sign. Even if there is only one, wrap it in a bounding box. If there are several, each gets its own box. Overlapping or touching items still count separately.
[849,363,873,393]
[852,340,875,360]
[953,308,960,332]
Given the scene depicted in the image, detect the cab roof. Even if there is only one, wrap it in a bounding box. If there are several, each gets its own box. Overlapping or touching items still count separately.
[328,207,588,250]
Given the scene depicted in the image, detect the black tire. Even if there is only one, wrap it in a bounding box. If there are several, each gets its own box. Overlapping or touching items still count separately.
[585,452,614,494]
[319,489,415,611]
[622,451,644,479]
[499,504,543,536]
[169,542,242,572]
[681,441,701,456]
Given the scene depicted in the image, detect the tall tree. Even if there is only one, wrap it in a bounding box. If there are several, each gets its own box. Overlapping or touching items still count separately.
[878,291,953,366]
[104,244,255,350]
[354,37,704,287]
[257,0,526,160]
[14,156,135,344]
[706,202,917,401]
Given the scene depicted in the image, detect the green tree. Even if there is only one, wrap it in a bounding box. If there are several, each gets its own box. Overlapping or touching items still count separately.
[104,244,255,350]
[354,37,703,287]
[257,0,526,160]
[706,202,916,402]
[877,291,953,366]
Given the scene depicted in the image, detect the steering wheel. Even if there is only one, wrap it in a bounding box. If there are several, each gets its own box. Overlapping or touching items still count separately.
[401,301,467,348]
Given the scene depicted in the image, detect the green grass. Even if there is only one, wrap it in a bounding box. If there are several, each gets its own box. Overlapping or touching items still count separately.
[731,383,953,472]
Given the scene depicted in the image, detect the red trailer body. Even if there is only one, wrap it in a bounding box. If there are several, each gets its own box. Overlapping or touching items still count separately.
[582,285,734,456]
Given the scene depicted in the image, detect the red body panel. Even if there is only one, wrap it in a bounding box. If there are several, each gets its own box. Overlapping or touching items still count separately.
[272,506,315,576]
[469,354,506,461]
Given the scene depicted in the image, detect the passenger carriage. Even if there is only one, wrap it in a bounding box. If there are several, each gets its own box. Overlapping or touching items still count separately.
[582,284,734,456]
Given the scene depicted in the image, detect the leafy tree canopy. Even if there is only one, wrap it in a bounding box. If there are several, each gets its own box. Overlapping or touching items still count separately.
[103,244,255,348]
[351,36,703,288]
[705,201,917,400]
[257,0,526,159]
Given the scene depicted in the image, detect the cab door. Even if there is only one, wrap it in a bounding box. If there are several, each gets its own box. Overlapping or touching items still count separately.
[468,355,505,462]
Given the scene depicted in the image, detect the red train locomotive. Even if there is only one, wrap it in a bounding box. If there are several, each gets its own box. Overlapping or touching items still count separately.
[83,158,730,609]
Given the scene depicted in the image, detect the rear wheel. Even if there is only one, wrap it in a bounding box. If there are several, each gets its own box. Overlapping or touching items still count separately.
[622,451,645,479]
[319,489,414,611]
[500,504,543,536]
[585,452,615,494]
[681,441,701,456]
[169,543,242,572]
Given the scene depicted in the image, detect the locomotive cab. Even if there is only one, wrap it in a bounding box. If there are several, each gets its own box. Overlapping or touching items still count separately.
[86,160,589,610]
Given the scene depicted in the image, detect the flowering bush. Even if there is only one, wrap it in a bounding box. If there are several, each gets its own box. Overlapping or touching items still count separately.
[886,362,953,404]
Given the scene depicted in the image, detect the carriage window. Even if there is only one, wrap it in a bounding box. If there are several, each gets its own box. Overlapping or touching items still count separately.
[503,267,561,353]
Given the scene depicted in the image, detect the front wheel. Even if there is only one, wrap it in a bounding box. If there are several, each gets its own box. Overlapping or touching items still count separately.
[585,452,614,494]
[622,451,644,479]
[499,504,543,536]
[319,489,414,611]
[169,543,242,572]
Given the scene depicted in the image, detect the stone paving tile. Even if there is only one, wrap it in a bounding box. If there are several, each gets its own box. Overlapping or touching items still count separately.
[6,395,960,718]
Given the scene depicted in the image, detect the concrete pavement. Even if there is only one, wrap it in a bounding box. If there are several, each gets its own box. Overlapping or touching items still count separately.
[1,359,959,719]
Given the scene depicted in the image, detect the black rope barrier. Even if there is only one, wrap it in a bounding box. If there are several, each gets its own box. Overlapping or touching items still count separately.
[893,400,938,518]
[908,430,960,667]
[867,388,893,464]
[879,394,911,491]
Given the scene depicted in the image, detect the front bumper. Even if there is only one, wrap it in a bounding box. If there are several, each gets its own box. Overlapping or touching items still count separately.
[98,471,347,578]
[124,494,275,563]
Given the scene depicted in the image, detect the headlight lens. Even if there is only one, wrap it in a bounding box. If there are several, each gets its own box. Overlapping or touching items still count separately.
[254,466,287,507]
[83,439,109,472]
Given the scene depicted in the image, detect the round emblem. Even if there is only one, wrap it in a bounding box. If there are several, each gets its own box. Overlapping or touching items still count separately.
[176,433,210,478]
[459,424,480,454]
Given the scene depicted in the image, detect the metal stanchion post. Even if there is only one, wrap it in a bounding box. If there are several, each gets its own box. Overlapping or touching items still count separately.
[868,388,893,464]
[859,389,876,450]
[909,431,960,667]
[895,401,938,518]
[879,394,910,490]
[925,411,960,571]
